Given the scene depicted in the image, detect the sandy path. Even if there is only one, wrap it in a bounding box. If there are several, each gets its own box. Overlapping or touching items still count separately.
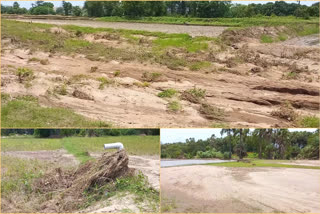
[1,149,79,167]
[13,19,228,37]
[161,165,320,213]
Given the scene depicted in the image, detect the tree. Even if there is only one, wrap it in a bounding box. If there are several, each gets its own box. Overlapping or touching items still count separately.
[62,1,73,16]
[56,7,64,15]
[123,1,146,18]
[72,6,82,16]
[13,2,19,9]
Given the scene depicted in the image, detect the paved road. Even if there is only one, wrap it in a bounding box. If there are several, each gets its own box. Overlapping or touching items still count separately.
[15,19,228,37]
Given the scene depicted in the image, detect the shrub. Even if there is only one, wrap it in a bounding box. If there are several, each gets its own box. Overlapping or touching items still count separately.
[167,101,181,112]
[158,89,177,98]
[223,152,231,159]
[16,67,34,83]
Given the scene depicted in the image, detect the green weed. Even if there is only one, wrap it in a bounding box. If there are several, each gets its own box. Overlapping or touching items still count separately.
[260,34,273,43]
[167,101,181,112]
[158,89,177,98]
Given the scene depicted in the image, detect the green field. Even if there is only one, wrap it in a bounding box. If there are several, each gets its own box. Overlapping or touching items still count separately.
[1,136,159,161]
[97,16,319,27]
[207,159,320,169]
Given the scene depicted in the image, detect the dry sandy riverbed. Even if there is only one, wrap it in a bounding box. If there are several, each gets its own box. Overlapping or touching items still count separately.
[13,19,228,37]
[161,165,320,213]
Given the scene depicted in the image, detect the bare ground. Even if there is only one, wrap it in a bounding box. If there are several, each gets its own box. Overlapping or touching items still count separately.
[2,23,319,128]
[1,149,79,167]
[161,165,320,213]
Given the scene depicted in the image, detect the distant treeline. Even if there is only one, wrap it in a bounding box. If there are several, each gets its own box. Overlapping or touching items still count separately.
[1,1,319,18]
[161,129,319,160]
[1,129,160,137]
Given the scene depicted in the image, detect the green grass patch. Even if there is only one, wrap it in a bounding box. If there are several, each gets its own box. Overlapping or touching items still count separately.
[97,16,319,28]
[208,159,320,169]
[187,87,206,98]
[158,89,177,98]
[1,135,159,157]
[97,77,114,89]
[297,116,319,128]
[1,156,49,197]
[1,94,110,127]
[167,101,181,112]
[152,36,209,53]
[260,34,273,43]
[277,33,288,41]
[1,138,62,152]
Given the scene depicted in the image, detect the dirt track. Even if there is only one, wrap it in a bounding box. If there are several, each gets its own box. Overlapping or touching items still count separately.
[161,165,320,213]
[14,19,228,37]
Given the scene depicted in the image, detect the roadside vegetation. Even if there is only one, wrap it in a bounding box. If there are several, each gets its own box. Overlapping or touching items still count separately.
[161,128,320,161]
[207,159,320,169]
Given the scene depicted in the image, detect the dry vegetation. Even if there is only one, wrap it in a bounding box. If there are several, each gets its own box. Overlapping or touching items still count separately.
[1,19,319,127]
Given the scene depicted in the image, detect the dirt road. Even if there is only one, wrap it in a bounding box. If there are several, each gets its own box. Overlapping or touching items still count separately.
[13,19,228,37]
[161,165,320,213]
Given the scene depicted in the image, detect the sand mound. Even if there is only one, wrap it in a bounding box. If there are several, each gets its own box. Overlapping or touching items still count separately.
[33,150,133,212]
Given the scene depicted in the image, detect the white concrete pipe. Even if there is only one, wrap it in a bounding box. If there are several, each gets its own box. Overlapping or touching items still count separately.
[104,142,124,150]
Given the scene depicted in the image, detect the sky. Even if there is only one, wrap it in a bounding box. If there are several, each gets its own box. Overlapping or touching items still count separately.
[1,1,317,9]
[160,128,318,144]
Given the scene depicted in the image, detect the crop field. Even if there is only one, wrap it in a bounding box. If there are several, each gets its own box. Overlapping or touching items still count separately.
[1,18,319,128]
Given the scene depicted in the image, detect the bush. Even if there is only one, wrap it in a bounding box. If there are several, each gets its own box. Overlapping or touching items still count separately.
[196,149,223,159]
[223,152,230,159]
[158,89,177,98]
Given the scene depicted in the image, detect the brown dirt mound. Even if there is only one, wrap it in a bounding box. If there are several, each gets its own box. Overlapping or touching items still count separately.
[33,150,133,212]
[222,26,289,44]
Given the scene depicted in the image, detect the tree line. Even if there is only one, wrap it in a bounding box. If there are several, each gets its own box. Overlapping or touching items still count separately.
[1,1,319,18]
[1,129,160,138]
[161,129,319,160]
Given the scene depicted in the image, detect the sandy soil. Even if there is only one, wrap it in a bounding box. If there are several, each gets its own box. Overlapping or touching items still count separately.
[14,19,228,37]
[2,22,319,128]
[161,165,320,213]
[1,149,79,167]
[278,160,320,167]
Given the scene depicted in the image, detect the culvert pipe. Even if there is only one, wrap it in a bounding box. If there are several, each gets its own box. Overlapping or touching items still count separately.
[104,142,124,150]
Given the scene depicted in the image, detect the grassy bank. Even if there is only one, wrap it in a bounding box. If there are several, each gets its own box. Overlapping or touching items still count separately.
[1,94,110,127]
[97,16,319,27]
[208,159,320,169]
